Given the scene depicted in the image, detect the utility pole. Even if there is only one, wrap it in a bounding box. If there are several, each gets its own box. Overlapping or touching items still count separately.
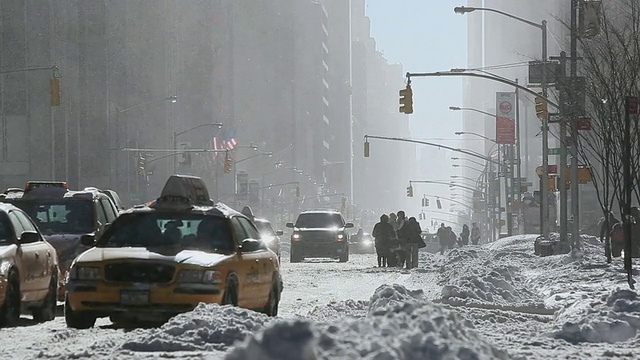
[540,20,550,241]
[570,0,581,250]
[557,51,569,245]
[515,79,523,235]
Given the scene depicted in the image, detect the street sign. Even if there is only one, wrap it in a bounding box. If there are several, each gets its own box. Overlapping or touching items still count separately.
[549,113,561,123]
[528,61,561,85]
[577,117,592,130]
[535,166,544,176]
[548,148,561,155]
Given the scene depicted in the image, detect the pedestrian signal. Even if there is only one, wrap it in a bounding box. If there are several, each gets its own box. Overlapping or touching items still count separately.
[436,199,442,209]
[535,96,548,120]
[296,185,301,198]
[406,185,414,197]
[399,85,413,114]
[364,141,370,157]
[50,78,61,107]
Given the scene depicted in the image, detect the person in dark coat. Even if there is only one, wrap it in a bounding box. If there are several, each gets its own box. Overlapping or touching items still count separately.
[471,222,481,245]
[460,224,470,246]
[446,226,457,249]
[372,214,394,267]
[394,211,409,268]
[405,217,422,269]
[437,223,448,255]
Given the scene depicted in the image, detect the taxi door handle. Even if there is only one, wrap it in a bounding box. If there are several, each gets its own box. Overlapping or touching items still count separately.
[35,253,40,259]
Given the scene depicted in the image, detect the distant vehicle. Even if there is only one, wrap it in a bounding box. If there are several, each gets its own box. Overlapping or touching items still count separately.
[286,210,354,262]
[84,188,126,212]
[420,232,440,253]
[0,202,59,326]
[1,181,119,300]
[64,175,283,328]
[253,218,283,260]
[349,231,375,254]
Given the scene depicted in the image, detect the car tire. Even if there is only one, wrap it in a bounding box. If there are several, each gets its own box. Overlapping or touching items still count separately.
[339,247,349,263]
[33,274,57,322]
[263,278,280,317]
[290,248,303,263]
[64,293,96,329]
[222,277,238,307]
[0,271,20,327]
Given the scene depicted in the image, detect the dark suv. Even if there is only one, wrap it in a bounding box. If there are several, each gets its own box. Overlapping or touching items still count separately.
[286,210,353,263]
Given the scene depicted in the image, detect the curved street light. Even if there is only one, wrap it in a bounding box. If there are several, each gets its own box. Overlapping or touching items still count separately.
[451,157,486,168]
[454,131,496,143]
[173,122,223,172]
[449,106,494,118]
[452,164,484,173]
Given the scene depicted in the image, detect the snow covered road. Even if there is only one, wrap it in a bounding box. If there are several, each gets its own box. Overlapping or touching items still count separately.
[2,239,640,359]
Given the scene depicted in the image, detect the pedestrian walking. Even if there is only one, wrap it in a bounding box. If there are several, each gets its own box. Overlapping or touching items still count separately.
[471,222,481,245]
[395,211,409,268]
[460,224,470,246]
[387,213,400,267]
[446,226,456,249]
[405,217,422,269]
[437,223,448,255]
[372,214,394,267]
[600,211,619,259]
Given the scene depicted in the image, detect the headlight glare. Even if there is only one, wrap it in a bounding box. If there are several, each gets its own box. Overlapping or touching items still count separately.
[203,270,222,284]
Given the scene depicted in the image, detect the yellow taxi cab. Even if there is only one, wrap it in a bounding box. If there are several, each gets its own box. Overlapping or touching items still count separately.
[0,203,59,326]
[64,175,283,328]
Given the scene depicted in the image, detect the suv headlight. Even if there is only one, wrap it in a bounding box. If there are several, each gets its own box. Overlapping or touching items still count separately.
[336,233,345,242]
[292,232,301,241]
[178,269,222,284]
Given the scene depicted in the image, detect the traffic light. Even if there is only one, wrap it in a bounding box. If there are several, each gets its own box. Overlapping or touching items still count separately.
[535,96,548,120]
[50,78,61,107]
[436,199,442,209]
[364,140,370,157]
[406,185,414,197]
[296,185,301,197]
[224,153,232,174]
[399,85,413,114]
[421,196,430,207]
[137,153,146,175]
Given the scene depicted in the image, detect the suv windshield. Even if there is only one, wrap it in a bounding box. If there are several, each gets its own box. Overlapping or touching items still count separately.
[295,213,343,229]
[99,213,234,253]
[15,200,93,235]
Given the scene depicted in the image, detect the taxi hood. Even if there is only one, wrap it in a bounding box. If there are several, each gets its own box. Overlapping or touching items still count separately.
[75,247,233,267]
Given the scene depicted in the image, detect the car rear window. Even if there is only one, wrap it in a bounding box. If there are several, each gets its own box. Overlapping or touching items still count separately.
[254,221,275,237]
[295,213,343,228]
[14,199,93,235]
[99,213,234,253]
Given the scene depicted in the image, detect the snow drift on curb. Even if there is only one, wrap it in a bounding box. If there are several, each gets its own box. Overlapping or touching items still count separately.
[121,303,271,352]
[225,284,509,360]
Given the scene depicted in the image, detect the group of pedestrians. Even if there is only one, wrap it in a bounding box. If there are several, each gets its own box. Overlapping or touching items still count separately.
[372,211,426,269]
[436,222,481,255]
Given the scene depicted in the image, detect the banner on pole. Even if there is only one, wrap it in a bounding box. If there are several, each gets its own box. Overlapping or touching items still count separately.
[496,92,516,144]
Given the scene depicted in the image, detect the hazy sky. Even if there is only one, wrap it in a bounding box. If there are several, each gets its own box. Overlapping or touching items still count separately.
[365,1,469,224]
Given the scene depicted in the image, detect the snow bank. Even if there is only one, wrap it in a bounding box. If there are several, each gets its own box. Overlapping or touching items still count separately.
[121,303,271,352]
[225,284,509,360]
[553,288,640,344]
[307,299,369,322]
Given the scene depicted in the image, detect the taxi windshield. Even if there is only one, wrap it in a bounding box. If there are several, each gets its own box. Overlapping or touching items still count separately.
[99,213,234,253]
[254,221,275,237]
[15,200,93,235]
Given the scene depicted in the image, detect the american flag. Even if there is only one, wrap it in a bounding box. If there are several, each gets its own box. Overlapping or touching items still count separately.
[219,126,237,150]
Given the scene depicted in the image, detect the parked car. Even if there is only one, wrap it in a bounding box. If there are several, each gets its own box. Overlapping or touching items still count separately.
[286,210,354,262]
[2,181,120,299]
[0,203,59,326]
[253,218,283,260]
[64,175,283,328]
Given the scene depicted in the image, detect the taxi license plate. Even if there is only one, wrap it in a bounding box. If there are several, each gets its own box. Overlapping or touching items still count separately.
[120,290,149,305]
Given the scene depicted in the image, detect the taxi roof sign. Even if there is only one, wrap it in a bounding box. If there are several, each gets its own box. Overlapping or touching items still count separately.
[25,181,67,192]
[157,175,213,207]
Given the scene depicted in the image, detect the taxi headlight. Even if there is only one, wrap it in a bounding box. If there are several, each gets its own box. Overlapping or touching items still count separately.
[76,267,100,280]
[178,270,222,284]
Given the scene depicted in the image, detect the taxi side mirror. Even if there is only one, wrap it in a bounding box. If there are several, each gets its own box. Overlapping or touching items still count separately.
[240,239,261,252]
[275,230,284,236]
[345,223,354,229]
[20,231,40,244]
[80,234,96,247]
[285,223,294,228]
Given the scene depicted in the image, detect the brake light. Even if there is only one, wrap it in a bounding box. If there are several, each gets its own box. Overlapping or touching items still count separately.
[292,233,301,241]
[336,233,344,242]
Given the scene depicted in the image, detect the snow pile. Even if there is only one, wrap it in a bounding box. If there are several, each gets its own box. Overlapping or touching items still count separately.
[439,238,546,311]
[121,303,271,352]
[553,288,640,344]
[225,284,509,360]
[307,299,369,321]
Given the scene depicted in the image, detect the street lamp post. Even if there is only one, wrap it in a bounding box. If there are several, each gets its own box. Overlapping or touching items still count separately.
[454,131,496,143]
[172,122,223,173]
[454,5,549,239]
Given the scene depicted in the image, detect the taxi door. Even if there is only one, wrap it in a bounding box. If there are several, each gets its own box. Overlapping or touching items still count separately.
[230,217,264,309]
[236,217,272,305]
[6,211,41,301]
[13,210,53,296]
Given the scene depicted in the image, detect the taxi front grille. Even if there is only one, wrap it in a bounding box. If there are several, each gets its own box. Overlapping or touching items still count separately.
[104,263,175,284]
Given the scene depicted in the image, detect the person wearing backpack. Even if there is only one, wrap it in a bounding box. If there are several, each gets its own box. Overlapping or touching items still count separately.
[471,222,481,245]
